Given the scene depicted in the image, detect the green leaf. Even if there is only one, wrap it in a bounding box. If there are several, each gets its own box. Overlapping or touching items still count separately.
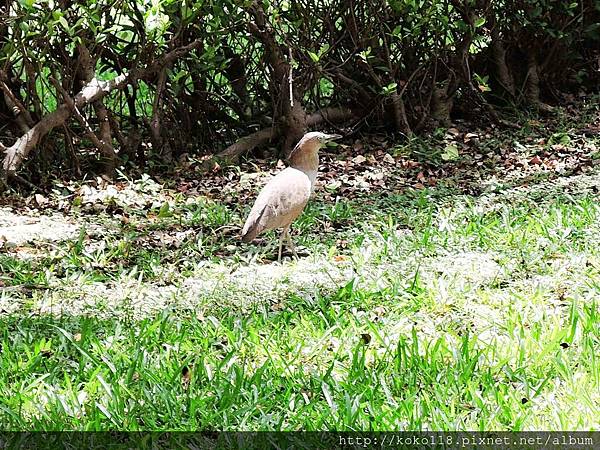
[181,2,194,21]
[382,82,397,95]
[319,43,330,56]
[58,16,70,32]
[158,202,172,218]
[308,51,319,63]
[474,17,485,28]
[19,0,34,9]
[358,48,371,61]
[441,144,459,161]
[549,132,571,146]
[319,77,334,97]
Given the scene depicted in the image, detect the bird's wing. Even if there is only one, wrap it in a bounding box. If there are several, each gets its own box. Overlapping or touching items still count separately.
[241,168,312,241]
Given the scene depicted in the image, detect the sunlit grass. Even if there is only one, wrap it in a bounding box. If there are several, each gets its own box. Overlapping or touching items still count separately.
[1,170,598,430]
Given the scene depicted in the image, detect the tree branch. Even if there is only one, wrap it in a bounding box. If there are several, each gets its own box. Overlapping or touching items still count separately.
[50,77,115,163]
[1,74,128,178]
[0,81,35,130]
[217,107,356,158]
[1,39,203,180]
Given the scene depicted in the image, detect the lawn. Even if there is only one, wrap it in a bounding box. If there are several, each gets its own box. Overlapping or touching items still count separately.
[0,110,599,431]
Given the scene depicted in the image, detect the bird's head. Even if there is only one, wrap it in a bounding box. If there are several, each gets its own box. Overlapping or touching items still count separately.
[289,131,342,161]
[303,131,343,146]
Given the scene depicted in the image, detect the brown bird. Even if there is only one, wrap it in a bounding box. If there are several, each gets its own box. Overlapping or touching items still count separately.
[241,131,342,261]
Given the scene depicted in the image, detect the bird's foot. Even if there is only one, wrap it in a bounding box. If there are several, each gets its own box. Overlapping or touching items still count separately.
[286,246,310,259]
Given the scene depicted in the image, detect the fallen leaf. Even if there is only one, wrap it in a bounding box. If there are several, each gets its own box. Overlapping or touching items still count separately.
[336,239,348,249]
[34,194,49,206]
[529,155,543,165]
[271,302,285,311]
[442,144,459,161]
[326,180,342,191]
[464,133,478,143]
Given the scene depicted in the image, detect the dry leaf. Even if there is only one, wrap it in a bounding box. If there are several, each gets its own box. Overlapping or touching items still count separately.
[373,306,386,316]
[464,133,478,143]
[34,194,49,206]
[271,302,285,311]
[529,155,543,165]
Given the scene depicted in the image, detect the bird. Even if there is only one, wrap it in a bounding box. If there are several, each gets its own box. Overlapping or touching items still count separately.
[241,131,342,262]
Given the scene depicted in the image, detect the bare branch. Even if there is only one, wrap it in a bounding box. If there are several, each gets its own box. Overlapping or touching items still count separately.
[218,107,357,158]
[1,40,203,179]
[0,81,35,129]
[50,77,115,163]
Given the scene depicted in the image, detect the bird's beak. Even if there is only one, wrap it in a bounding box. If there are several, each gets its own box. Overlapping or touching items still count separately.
[325,133,343,142]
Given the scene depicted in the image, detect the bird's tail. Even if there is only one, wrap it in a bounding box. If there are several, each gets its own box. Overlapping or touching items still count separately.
[241,205,267,243]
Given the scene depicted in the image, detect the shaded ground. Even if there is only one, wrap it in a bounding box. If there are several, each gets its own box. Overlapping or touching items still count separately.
[0,100,599,430]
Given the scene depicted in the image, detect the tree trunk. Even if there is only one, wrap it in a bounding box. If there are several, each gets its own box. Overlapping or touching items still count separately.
[431,81,453,126]
[390,91,412,136]
[77,44,117,175]
[524,53,554,112]
[248,2,307,155]
[491,29,516,97]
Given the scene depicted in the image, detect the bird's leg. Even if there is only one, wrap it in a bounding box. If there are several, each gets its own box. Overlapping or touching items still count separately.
[285,227,299,259]
[277,227,287,263]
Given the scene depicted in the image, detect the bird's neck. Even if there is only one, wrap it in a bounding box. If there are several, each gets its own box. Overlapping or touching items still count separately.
[289,143,320,174]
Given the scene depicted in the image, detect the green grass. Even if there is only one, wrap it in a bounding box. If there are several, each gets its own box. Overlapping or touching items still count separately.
[1,171,599,430]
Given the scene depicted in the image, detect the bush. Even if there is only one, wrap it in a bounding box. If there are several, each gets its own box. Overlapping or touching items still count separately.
[0,0,598,183]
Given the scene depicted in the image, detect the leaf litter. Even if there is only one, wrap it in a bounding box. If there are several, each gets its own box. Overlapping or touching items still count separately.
[0,100,599,323]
